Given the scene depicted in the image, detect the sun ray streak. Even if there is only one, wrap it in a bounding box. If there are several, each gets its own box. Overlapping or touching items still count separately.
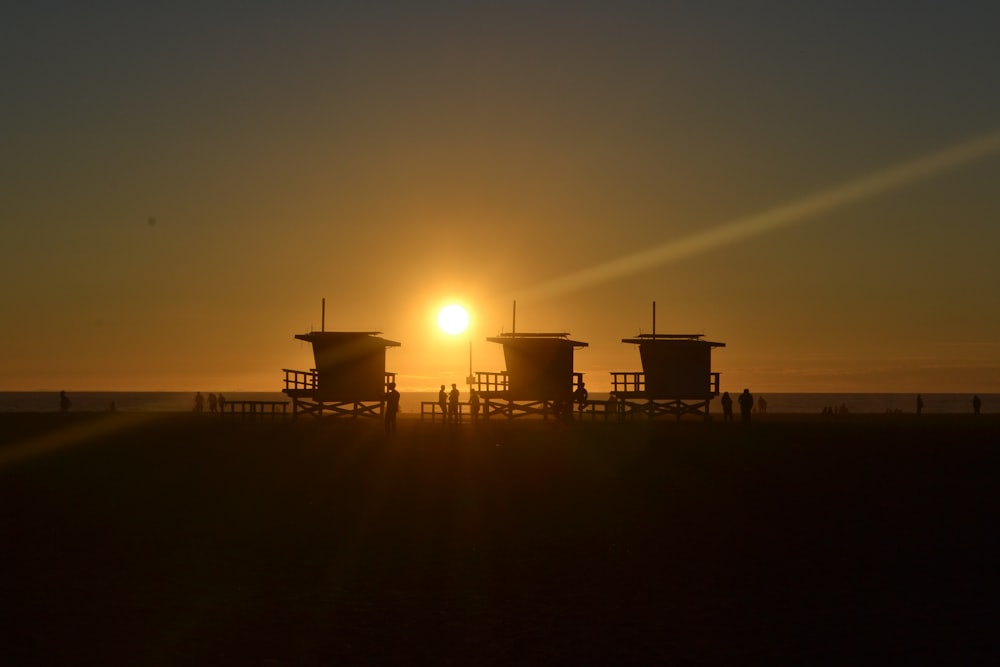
[0,413,167,470]
[522,130,1000,302]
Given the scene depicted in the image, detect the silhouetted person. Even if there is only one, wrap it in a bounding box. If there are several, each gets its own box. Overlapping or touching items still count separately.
[194,392,204,412]
[218,394,226,413]
[59,391,71,413]
[758,396,767,414]
[607,392,624,421]
[208,392,218,413]
[738,389,754,424]
[438,385,447,420]
[574,381,589,413]
[972,394,981,415]
[385,382,400,434]
[916,394,924,416]
[449,383,460,423]
[469,388,480,421]
[720,391,734,423]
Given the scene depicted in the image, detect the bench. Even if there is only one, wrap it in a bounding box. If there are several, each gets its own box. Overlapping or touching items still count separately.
[577,399,625,420]
[420,401,472,422]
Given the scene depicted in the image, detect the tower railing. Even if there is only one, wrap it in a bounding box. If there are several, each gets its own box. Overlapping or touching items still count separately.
[611,372,722,397]
[611,372,645,395]
[473,371,509,394]
[283,368,318,392]
[282,369,397,394]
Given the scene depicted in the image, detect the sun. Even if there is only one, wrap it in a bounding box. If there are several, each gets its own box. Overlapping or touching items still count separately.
[437,304,470,335]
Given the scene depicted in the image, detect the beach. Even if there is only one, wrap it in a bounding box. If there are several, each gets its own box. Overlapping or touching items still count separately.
[2,413,998,664]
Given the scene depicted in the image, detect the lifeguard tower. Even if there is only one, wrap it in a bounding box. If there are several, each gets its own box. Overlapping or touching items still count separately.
[472,304,588,419]
[611,303,725,420]
[282,302,400,418]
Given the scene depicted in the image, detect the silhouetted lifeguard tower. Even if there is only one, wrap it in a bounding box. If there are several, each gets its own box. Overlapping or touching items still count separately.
[282,300,400,418]
[472,303,588,419]
[612,303,725,420]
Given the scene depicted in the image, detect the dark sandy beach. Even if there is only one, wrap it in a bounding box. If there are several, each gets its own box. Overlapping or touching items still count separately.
[2,413,998,665]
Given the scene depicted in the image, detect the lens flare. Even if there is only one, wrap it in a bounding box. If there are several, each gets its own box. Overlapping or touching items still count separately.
[521,130,1000,302]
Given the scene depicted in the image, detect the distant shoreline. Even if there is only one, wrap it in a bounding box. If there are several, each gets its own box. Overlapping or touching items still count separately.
[2,411,998,428]
[1,391,994,415]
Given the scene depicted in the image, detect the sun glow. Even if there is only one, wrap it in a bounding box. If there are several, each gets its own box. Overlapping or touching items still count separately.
[437,304,470,335]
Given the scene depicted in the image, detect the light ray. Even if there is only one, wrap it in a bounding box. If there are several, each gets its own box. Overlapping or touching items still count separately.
[522,130,1000,302]
[0,413,165,470]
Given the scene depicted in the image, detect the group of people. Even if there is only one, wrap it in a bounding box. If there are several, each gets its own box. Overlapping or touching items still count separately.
[720,389,756,424]
[437,384,481,423]
[383,382,481,434]
[386,384,765,429]
[193,392,226,413]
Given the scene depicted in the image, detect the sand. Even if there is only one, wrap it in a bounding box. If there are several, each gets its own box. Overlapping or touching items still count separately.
[2,412,998,665]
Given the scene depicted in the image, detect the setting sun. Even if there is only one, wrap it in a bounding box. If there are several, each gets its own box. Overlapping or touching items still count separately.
[437,304,470,335]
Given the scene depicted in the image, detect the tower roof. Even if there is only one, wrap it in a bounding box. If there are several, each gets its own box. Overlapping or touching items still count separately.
[621,333,724,347]
[487,332,588,348]
[295,331,401,347]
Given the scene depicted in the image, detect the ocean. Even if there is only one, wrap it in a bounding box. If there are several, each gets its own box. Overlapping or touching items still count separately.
[1,391,994,415]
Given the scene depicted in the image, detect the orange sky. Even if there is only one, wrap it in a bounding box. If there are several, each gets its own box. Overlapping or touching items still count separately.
[3,3,999,393]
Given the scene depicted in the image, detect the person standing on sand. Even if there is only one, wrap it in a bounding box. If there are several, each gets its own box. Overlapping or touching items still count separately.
[916,394,924,415]
[972,394,981,415]
[449,383,460,423]
[574,381,589,413]
[606,392,619,421]
[469,388,480,421]
[438,385,447,421]
[738,389,754,424]
[208,392,218,413]
[218,394,226,413]
[59,390,71,413]
[384,382,400,435]
[720,391,734,423]
[194,392,205,412]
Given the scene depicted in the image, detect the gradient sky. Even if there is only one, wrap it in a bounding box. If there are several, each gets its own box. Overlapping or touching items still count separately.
[3,2,999,393]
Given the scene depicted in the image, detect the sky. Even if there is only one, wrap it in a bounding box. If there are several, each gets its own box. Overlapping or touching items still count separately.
[3,1,999,393]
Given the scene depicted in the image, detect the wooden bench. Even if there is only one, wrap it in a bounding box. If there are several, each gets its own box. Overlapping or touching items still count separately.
[221,400,289,421]
[420,401,471,422]
[576,399,626,420]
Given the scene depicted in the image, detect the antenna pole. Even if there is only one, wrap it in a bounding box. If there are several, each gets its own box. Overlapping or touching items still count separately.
[512,300,517,334]
[652,300,656,338]
[321,298,326,332]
